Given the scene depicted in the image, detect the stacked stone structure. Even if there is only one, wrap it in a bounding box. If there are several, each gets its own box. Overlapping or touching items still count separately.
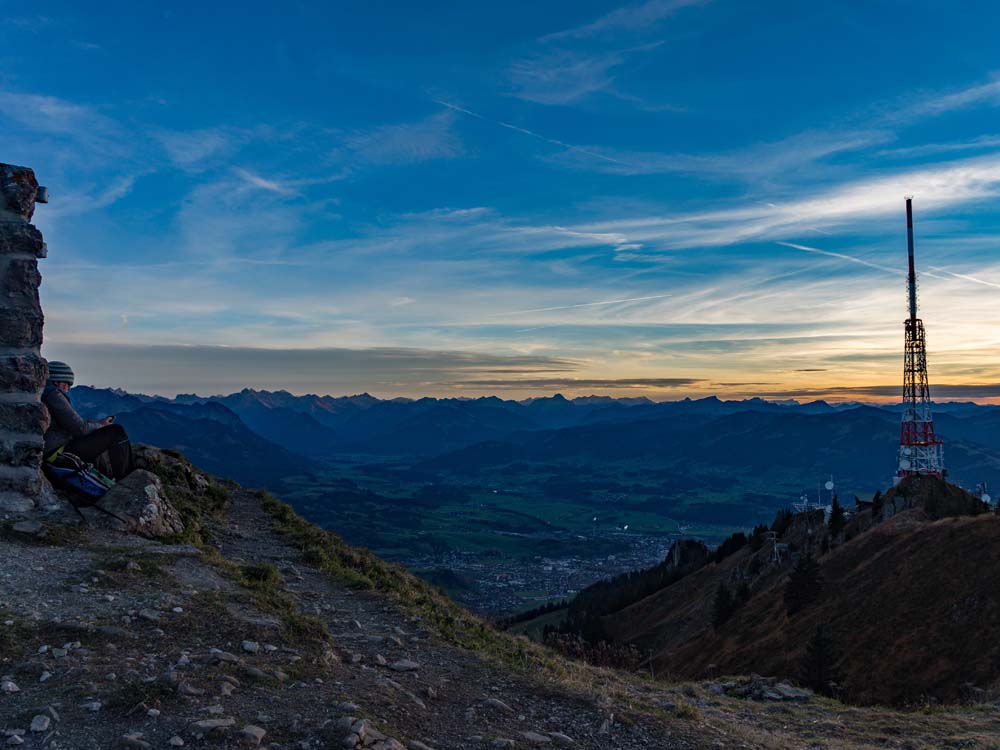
[0,163,48,512]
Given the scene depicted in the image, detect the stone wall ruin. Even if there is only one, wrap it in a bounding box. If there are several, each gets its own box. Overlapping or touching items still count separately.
[0,163,49,513]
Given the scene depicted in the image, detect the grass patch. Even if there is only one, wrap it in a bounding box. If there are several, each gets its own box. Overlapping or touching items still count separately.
[0,521,86,547]
[103,678,178,711]
[0,613,32,662]
[195,545,330,644]
[258,490,510,653]
[146,452,232,545]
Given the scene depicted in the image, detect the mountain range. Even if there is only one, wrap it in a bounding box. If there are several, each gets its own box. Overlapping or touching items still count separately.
[70,386,1000,499]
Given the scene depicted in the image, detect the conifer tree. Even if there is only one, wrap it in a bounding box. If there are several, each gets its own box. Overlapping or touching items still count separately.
[711,583,735,628]
[828,495,846,538]
[800,623,842,695]
[871,489,884,520]
[784,553,823,615]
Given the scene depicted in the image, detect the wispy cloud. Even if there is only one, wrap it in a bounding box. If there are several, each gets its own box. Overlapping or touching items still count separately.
[507,47,633,105]
[877,134,1000,159]
[155,127,247,169]
[541,0,708,41]
[46,175,137,217]
[436,99,631,168]
[573,152,1000,250]
[901,77,1000,120]
[0,90,122,149]
[233,167,296,195]
[760,383,1000,400]
[545,128,893,178]
[494,293,672,316]
[340,112,462,165]
[506,0,705,108]
[43,343,582,397]
[445,377,703,389]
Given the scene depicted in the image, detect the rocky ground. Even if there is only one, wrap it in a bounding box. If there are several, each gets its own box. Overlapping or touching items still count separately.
[1,450,998,750]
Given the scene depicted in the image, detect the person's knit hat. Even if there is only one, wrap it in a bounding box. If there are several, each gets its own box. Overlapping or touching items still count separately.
[47,361,74,386]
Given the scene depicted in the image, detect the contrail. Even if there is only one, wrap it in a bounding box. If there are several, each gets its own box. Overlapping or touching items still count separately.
[928,265,1000,289]
[495,293,672,316]
[776,241,900,275]
[778,241,973,286]
[435,99,633,168]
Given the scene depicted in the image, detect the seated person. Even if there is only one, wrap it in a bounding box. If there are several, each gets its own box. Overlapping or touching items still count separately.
[42,361,135,480]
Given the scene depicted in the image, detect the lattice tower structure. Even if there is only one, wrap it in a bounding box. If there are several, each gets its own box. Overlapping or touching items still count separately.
[897,197,943,481]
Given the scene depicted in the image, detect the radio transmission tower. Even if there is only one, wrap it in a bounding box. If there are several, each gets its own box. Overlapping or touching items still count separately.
[896,197,944,482]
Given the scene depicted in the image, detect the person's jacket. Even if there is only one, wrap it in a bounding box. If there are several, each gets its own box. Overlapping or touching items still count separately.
[41,383,103,457]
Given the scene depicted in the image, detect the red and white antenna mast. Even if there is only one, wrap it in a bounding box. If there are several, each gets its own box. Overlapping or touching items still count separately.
[896,197,944,482]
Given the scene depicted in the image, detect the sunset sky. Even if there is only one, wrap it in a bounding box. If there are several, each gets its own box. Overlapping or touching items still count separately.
[5,1,1000,400]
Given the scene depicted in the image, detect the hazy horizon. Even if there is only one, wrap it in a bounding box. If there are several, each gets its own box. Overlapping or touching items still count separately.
[44,342,1000,404]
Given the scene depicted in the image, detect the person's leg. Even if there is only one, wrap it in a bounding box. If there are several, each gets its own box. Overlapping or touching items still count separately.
[65,425,134,479]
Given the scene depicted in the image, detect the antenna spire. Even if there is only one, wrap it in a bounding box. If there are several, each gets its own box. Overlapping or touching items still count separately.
[905,197,918,322]
[896,198,944,482]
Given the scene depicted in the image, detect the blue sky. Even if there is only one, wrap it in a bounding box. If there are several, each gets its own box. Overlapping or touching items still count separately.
[5,0,1000,399]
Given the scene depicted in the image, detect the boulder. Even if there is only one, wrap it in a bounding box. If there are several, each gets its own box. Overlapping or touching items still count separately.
[98,470,184,538]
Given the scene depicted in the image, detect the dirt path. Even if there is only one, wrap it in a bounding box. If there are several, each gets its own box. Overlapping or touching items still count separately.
[212,488,713,750]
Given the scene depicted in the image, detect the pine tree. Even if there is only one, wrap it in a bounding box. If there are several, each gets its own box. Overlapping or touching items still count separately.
[800,624,842,695]
[871,489,884,521]
[784,553,823,615]
[711,583,735,628]
[828,495,846,538]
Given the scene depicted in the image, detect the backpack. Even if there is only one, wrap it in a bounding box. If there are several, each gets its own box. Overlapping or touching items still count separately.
[44,451,127,525]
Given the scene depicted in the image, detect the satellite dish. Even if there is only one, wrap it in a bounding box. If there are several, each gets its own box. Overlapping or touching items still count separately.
[902,447,912,456]
[899,458,912,470]
[982,494,991,504]
[824,480,834,491]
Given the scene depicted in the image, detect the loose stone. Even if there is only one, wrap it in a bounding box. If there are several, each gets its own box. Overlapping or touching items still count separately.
[389,659,420,672]
[240,725,267,746]
[483,698,514,713]
[521,732,552,746]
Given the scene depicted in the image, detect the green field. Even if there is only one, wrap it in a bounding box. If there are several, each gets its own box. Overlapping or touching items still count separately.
[277,454,812,561]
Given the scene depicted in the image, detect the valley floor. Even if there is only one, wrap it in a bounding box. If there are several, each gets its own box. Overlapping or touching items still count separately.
[1,486,997,750]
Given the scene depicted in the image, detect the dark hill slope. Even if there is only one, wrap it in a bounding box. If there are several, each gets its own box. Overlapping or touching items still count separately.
[426,406,1000,491]
[426,408,900,482]
[114,407,311,486]
[612,478,1000,705]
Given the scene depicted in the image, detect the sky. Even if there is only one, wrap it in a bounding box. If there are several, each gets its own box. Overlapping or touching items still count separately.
[4,0,1000,400]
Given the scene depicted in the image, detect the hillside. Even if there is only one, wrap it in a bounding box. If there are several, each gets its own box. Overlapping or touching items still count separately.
[114,408,312,487]
[548,476,1000,706]
[2,451,998,749]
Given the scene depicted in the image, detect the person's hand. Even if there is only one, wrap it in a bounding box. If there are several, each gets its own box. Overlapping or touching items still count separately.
[102,416,115,426]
